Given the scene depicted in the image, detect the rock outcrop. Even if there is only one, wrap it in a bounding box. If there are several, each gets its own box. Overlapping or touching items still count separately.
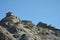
[0,12,60,40]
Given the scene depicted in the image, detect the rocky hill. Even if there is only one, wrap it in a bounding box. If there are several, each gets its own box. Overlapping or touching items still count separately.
[0,12,60,40]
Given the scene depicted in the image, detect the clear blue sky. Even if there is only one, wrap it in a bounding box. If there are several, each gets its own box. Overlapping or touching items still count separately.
[0,0,60,29]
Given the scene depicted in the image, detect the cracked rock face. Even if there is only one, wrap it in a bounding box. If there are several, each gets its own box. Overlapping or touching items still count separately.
[0,12,60,40]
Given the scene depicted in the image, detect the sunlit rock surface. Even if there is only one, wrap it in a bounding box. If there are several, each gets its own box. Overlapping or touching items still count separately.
[0,12,60,40]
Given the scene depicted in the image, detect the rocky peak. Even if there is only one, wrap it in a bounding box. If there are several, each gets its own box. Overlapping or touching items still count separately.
[36,22,47,28]
[0,12,21,26]
[21,20,34,26]
[6,12,13,17]
[21,20,35,29]
[0,12,60,40]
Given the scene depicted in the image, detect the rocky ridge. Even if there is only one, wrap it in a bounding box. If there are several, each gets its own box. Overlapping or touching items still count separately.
[0,12,60,40]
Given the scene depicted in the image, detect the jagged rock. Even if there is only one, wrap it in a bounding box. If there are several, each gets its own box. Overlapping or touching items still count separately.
[0,12,60,40]
[0,12,21,27]
[21,20,35,29]
[0,26,16,40]
[6,12,13,17]
[36,22,47,28]
[7,26,17,34]
[19,34,29,40]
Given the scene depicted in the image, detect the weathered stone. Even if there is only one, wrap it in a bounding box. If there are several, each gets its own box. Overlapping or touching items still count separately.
[0,26,16,40]
[0,12,60,40]
[19,34,28,40]
[36,22,47,28]
[6,12,13,17]
[0,12,21,27]
[21,20,35,29]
